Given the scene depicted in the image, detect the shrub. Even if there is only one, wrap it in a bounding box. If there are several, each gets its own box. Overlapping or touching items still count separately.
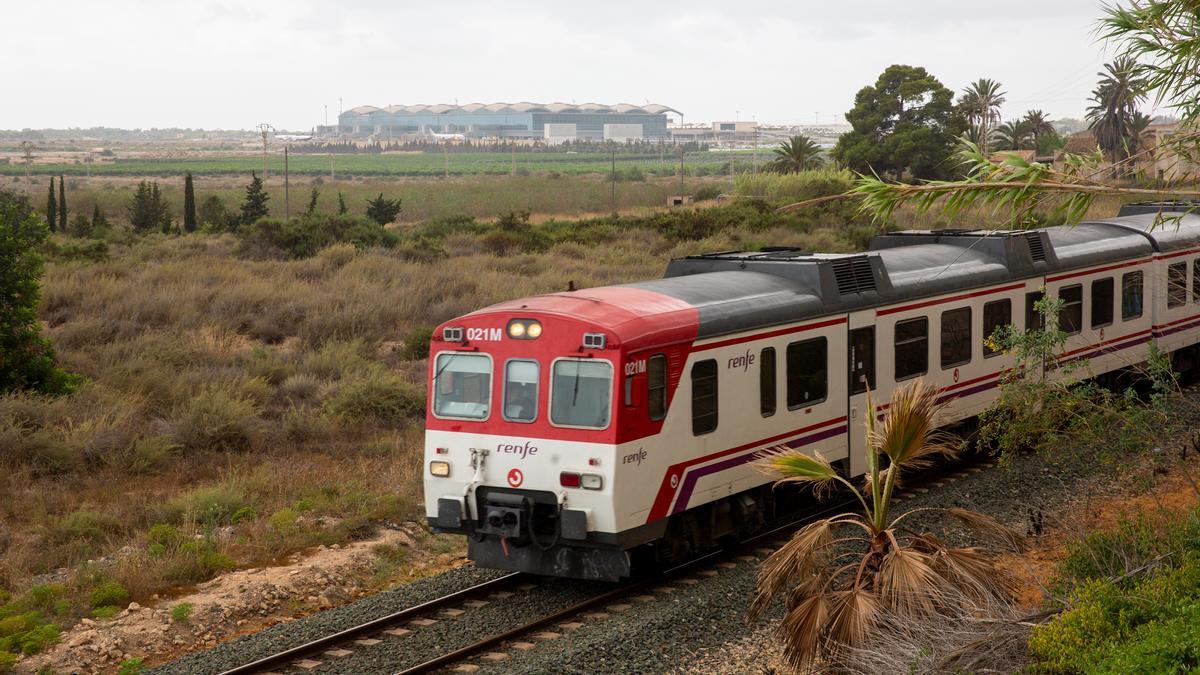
[118,656,146,674]
[692,186,722,201]
[162,484,252,526]
[147,524,183,548]
[172,387,259,453]
[323,373,424,424]
[237,214,399,259]
[48,508,119,546]
[89,582,129,609]
[92,605,120,620]
[400,326,433,361]
[160,540,236,584]
[170,602,193,623]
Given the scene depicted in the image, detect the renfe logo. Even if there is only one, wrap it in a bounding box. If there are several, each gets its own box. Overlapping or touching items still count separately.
[622,448,648,466]
[507,468,523,487]
[727,348,755,372]
[496,441,538,459]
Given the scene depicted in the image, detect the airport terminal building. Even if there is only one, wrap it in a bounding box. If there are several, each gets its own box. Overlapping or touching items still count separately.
[332,102,680,141]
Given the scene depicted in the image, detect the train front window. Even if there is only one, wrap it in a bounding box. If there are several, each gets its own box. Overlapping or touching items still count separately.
[503,360,539,423]
[551,360,613,429]
[433,353,492,420]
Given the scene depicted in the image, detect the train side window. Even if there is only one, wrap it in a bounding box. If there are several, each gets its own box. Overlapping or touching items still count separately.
[760,347,776,418]
[1025,291,1045,331]
[894,317,928,381]
[940,307,971,368]
[1122,271,1144,320]
[786,338,828,409]
[1170,262,1188,308]
[647,354,667,421]
[982,299,1011,357]
[1194,259,1200,302]
[691,360,718,435]
[1091,278,1114,328]
[1058,285,1083,335]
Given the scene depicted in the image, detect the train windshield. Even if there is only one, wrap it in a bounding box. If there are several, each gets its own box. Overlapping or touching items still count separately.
[550,360,613,429]
[433,353,492,420]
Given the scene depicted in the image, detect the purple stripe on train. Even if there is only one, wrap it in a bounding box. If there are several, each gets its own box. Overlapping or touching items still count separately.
[670,425,847,514]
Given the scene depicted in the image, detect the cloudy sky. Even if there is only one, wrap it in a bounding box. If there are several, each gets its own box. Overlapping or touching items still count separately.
[2,0,1142,130]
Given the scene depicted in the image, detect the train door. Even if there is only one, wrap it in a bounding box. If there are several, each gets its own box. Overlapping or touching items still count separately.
[847,311,876,477]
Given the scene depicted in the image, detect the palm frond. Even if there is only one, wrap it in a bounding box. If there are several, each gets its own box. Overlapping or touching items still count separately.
[750,518,838,620]
[778,591,829,669]
[877,545,940,615]
[947,507,1029,552]
[824,586,880,656]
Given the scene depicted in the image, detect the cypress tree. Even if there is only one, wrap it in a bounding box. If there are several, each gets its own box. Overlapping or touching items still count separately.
[46,177,57,231]
[238,172,270,226]
[337,192,348,215]
[58,175,67,232]
[183,171,197,232]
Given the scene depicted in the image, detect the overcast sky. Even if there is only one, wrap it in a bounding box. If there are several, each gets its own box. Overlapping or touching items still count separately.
[2,0,1143,130]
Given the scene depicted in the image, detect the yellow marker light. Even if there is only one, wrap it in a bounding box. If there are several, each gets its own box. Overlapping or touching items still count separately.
[508,322,526,338]
[429,461,450,477]
[526,322,543,338]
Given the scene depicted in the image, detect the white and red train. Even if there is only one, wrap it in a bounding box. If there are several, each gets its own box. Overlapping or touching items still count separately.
[423,203,1200,580]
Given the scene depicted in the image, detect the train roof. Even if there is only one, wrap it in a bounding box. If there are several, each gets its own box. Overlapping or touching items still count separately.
[454,210,1200,346]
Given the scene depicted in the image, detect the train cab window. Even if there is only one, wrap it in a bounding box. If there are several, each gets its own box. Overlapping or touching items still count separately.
[550,360,612,429]
[502,360,539,423]
[1025,291,1045,331]
[433,353,492,420]
[894,317,928,381]
[849,327,875,394]
[647,354,667,421]
[1194,259,1200,302]
[760,347,777,417]
[691,360,718,435]
[940,308,972,368]
[1122,271,1144,320]
[787,338,828,409]
[1091,278,1114,328]
[982,299,1011,357]
[1169,262,1188,308]
[1058,285,1083,335]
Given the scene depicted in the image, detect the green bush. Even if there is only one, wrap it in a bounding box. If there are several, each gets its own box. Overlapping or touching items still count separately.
[92,605,120,620]
[118,656,146,674]
[160,540,236,584]
[170,602,193,623]
[147,523,183,548]
[400,326,433,361]
[237,214,399,259]
[171,387,259,453]
[162,484,253,526]
[323,373,424,425]
[89,582,129,609]
[47,508,119,546]
[692,186,722,201]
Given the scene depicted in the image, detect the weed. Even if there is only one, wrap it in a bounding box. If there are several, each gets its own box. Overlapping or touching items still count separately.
[118,657,146,674]
[323,373,424,425]
[89,582,129,609]
[171,387,259,453]
[170,602,193,623]
[92,605,120,620]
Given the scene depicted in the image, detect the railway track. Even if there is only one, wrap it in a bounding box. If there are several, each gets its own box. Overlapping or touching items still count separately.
[216,459,991,675]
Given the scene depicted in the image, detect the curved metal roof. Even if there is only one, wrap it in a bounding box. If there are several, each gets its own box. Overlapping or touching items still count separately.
[342,102,681,116]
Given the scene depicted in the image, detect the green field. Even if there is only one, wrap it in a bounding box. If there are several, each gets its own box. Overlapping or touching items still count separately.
[3,150,759,177]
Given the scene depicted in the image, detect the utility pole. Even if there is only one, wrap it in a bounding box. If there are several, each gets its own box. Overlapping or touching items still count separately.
[256,123,275,179]
[284,145,290,219]
[678,144,684,195]
[442,140,449,178]
[753,125,759,174]
[20,141,33,187]
[610,142,616,216]
[511,141,516,176]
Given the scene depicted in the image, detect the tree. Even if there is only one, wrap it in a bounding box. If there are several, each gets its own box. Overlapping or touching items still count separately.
[993,120,1032,151]
[0,189,76,394]
[198,195,232,231]
[91,204,109,233]
[337,192,348,215]
[239,172,270,226]
[1088,57,1149,173]
[1127,110,1154,158]
[46,177,56,232]
[751,380,1018,670]
[832,65,965,181]
[959,78,1006,155]
[57,175,66,232]
[769,135,824,173]
[182,171,197,232]
[127,180,172,233]
[1023,109,1056,147]
[365,193,402,225]
[305,188,320,217]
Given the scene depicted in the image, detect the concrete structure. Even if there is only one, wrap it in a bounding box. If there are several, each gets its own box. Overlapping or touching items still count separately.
[334,102,679,140]
[544,123,577,145]
[603,123,643,142]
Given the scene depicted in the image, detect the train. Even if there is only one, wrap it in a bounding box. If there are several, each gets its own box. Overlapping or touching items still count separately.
[422,202,1200,581]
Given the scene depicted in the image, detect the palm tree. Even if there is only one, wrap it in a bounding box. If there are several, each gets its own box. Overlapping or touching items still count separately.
[994,120,1033,151]
[959,79,1006,154]
[770,134,824,173]
[1087,57,1149,172]
[750,380,1020,671]
[1022,109,1056,148]
[1127,110,1154,157]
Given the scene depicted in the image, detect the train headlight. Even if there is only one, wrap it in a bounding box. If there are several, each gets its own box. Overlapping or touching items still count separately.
[507,319,542,340]
[429,461,451,477]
